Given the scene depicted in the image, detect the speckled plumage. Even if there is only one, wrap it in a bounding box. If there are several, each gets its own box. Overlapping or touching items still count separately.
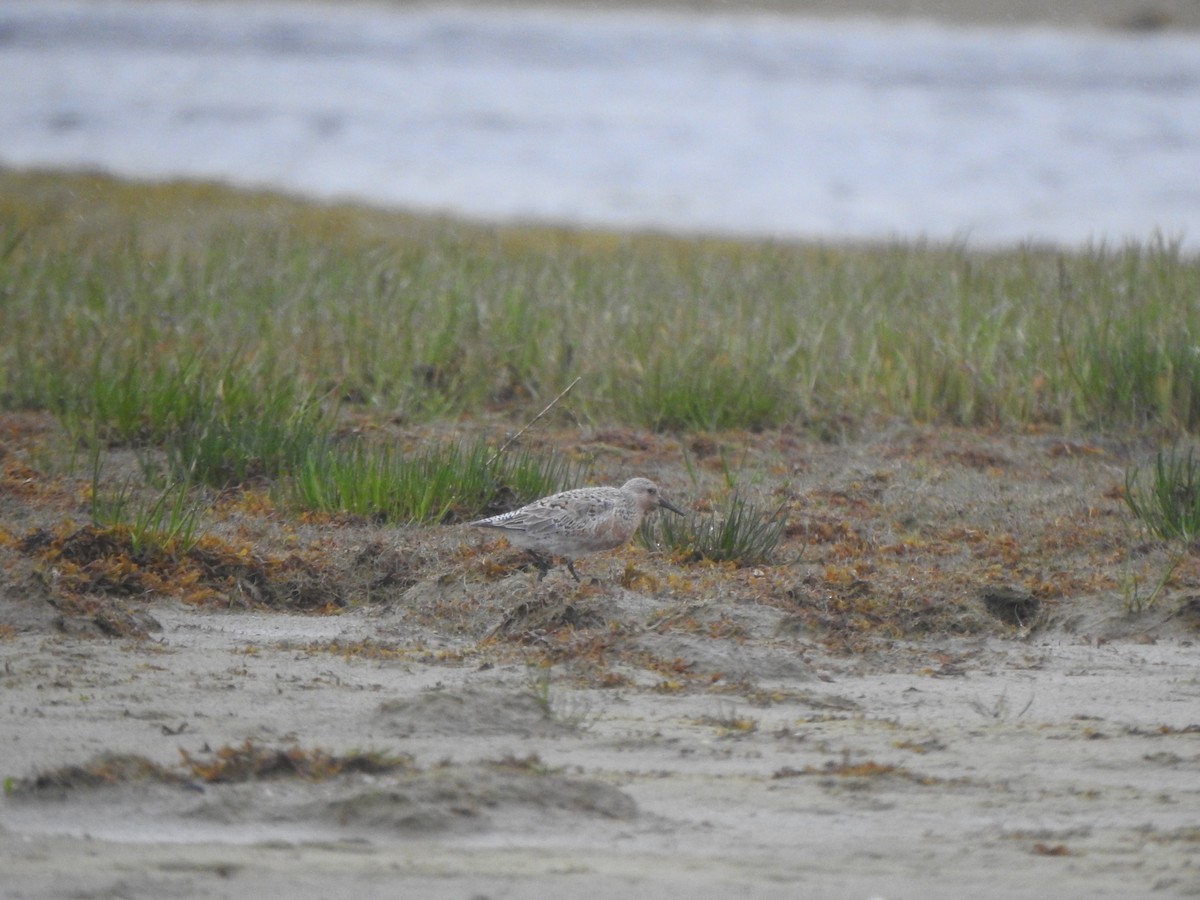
[469,477,684,581]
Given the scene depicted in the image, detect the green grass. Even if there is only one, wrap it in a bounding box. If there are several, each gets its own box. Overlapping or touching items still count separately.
[618,343,797,432]
[641,493,786,566]
[60,351,211,447]
[1121,446,1200,611]
[1124,448,1200,543]
[53,347,334,489]
[88,447,207,556]
[3,171,1200,436]
[286,437,587,524]
[89,477,207,557]
[163,378,332,488]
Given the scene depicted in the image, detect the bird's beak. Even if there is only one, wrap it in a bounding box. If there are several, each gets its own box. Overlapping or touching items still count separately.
[659,497,685,516]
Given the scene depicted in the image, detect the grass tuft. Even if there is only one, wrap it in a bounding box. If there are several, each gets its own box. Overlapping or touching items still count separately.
[641,493,785,566]
[90,477,206,558]
[1124,448,1200,543]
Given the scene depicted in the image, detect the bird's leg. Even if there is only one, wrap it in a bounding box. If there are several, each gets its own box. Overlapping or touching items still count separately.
[527,551,553,581]
[566,560,581,583]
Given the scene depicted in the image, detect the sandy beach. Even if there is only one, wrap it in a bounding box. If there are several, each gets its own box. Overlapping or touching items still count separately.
[4,416,1200,899]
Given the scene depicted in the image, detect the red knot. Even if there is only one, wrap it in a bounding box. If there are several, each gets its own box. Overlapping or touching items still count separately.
[469,477,685,581]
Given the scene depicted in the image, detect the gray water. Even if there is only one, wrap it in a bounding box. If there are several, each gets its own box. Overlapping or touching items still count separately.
[2,0,1198,248]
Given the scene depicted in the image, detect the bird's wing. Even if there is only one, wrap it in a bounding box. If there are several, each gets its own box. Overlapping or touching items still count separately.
[546,490,619,517]
[471,489,618,533]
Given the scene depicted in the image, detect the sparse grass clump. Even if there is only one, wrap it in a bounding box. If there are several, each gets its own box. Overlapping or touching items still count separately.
[1124,448,1200,543]
[1121,447,1200,611]
[89,475,206,557]
[642,493,785,566]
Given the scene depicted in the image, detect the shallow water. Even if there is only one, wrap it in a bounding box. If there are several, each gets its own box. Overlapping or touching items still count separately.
[2,0,1198,248]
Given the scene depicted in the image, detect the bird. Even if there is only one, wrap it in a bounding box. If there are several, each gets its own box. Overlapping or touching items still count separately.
[469,477,685,582]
